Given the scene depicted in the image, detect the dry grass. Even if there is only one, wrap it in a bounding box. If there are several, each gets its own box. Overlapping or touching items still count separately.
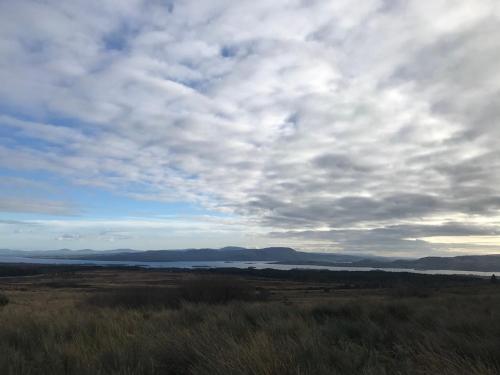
[0,268,499,374]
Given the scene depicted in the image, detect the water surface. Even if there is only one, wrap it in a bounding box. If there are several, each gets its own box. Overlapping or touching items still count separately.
[0,255,495,277]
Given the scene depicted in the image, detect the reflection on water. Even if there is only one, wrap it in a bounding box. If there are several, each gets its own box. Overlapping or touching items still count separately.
[0,255,495,277]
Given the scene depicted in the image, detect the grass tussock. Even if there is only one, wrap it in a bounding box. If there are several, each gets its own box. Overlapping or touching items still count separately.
[1,284,500,374]
[0,267,498,375]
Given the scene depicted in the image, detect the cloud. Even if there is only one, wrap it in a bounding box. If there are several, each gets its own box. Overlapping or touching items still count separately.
[0,216,266,250]
[0,176,77,215]
[270,222,500,256]
[0,219,39,226]
[0,198,77,215]
[56,233,82,241]
[1,1,500,253]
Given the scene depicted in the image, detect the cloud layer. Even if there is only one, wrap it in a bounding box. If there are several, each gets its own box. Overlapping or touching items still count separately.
[1,0,500,254]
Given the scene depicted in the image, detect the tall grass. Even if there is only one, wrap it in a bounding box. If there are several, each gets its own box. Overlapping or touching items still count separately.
[87,276,265,309]
[1,285,500,374]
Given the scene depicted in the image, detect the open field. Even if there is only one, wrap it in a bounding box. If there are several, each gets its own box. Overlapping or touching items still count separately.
[1,265,500,374]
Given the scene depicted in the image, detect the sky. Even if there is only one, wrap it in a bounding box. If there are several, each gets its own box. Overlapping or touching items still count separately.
[1,0,500,256]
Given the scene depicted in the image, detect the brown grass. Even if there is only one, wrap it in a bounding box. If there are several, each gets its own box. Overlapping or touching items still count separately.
[0,269,499,374]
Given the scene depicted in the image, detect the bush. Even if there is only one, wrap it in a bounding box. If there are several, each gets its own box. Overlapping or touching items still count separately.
[386,302,412,321]
[0,293,9,307]
[179,276,261,304]
[42,280,89,289]
[87,277,267,309]
[87,287,180,309]
[391,286,433,298]
[311,303,364,322]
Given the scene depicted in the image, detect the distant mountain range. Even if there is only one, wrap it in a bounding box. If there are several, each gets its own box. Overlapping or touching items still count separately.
[0,248,139,257]
[345,255,500,273]
[0,247,379,263]
[1,247,500,272]
[50,247,373,263]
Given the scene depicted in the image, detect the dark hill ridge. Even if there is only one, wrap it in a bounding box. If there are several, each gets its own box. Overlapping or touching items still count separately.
[135,251,500,272]
[4,247,499,272]
[363,254,500,272]
[61,247,368,263]
[296,254,500,272]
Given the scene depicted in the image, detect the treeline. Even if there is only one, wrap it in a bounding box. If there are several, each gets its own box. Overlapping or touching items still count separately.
[195,267,486,288]
[0,263,488,289]
[0,263,140,277]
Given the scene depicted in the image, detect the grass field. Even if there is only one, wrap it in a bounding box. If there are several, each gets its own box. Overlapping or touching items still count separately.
[0,265,499,374]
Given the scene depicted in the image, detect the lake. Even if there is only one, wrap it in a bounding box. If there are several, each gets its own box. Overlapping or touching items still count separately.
[0,255,496,277]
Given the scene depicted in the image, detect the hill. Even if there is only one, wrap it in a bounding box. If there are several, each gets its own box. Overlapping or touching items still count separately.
[285,254,500,272]
[373,254,500,272]
[36,247,373,263]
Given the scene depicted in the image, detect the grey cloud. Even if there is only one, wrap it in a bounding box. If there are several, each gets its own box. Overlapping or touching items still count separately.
[0,198,77,215]
[248,193,443,229]
[271,222,500,255]
[0,219,39,226]
[312,153,371,173]
[1,1,500,254]
[56,233,82,241]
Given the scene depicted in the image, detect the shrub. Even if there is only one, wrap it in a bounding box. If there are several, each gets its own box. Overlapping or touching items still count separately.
[311,303,364,322]
[178,276,260,304]
[41,280,89,289]
[0,293,9,307]
[87,287,180,309]
[386,302,412,321]
[87,277,267,309]
[391,286,433,298]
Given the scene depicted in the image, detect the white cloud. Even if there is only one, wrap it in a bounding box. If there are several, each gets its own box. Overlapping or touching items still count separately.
[1,0,500,253]
[0,197,76,215]
[0,215,268,250]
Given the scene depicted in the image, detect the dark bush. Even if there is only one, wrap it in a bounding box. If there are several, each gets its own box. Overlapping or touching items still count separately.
[0,293,9,307]
[87,277,266,309]
[200,267,484,287]
[386,303,412,321]
[0,265,42,277]
[87,287,181,309]
[41,280,89,289]
[311,303,364,322]
[179,276,261,304]
[391,286,433,298]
